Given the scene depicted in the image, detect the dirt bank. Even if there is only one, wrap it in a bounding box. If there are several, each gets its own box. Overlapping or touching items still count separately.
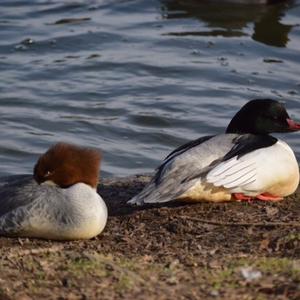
[0,175,299,300]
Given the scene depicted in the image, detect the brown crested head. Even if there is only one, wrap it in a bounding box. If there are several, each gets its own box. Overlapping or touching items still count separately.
[33,143,101,189]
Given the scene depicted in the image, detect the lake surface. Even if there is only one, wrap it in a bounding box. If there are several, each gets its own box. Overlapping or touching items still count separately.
[0,0,300,178]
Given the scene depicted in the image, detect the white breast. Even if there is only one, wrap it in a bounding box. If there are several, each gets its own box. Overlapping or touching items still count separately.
[59,183,108,240]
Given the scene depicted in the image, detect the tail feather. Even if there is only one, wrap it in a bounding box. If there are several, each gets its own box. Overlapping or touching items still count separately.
[127,181,161,205]
[127,174,196,205]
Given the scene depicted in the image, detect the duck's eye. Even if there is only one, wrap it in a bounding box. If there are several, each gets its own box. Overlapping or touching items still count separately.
[271,115,279,121]
[44,170,53,178]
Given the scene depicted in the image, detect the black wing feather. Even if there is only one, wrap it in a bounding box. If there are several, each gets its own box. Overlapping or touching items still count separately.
[154,135,214,185]
[165,135,215,160]
[223,134,277,161]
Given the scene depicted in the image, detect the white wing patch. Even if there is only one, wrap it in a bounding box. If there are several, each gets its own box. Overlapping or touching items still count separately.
[206,156,257,189]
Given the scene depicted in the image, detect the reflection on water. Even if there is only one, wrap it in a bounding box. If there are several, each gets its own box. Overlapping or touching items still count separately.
[253,5,293,46]
[161,0,294,46]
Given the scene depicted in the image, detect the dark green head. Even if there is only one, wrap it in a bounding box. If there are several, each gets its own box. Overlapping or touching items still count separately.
[226,99,300,134]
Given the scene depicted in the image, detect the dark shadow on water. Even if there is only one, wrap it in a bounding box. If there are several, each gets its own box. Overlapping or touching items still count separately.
[160,0,296,47]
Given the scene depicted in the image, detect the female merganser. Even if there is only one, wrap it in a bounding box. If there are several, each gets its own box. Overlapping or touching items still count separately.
[0,143,107,240]
[128,99,300,205]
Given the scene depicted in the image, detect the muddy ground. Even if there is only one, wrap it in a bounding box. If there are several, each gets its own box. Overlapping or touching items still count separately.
[0,174,299,300]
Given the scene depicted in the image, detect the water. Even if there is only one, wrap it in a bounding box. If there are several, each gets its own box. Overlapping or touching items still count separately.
[0,0,300,178]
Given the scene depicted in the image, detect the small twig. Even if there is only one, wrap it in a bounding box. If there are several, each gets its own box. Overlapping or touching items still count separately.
[182,216,300,227]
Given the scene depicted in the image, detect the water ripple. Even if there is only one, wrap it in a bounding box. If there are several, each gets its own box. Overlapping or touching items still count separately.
[0,0,299,177]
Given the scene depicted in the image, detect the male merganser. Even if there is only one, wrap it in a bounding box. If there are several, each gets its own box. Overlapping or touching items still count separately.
[128,99,300,205]
[0,143,107,240]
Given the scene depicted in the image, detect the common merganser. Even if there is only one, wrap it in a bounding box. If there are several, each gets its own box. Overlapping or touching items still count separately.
[0,143,107,240]
[128,99,300,205]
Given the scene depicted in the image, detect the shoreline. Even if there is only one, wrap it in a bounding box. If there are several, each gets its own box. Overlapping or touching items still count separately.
[0,174,298,299]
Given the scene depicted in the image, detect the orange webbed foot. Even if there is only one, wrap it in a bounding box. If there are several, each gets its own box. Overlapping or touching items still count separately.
[255,193,283,201]
[233,192,283,202]
[233,193,253,201]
